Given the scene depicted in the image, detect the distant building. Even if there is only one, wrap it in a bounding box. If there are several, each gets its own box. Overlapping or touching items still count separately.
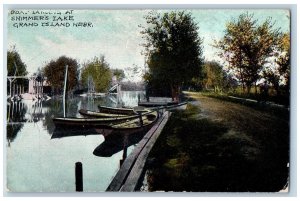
[111,75,118,86]
[28,78,50,95]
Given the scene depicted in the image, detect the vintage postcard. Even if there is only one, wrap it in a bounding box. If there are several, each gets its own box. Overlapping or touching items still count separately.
[5,7,291,193]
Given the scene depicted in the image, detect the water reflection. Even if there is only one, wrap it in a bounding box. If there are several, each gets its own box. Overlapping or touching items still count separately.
[51,127,99,139]
[51,125,149,159]
[6,91,145,144]
[43,97,81,134]
[6,99,53,144]
[6,99,50,144]
[7,124,23,146]
[6,91,146,192]
[7,100,27,144]
[7,100,27,123]
[93,131,145,157]
[93,130,148,167]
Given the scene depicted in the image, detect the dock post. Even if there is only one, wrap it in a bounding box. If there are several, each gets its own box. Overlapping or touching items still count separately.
[120,146,128,167]
[75,162,83,192]
[137,111,143,126]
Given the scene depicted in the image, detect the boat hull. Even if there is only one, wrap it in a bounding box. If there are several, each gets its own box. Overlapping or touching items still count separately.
[138,101,177,107]
[52,116,136,127]
[52,110,156,128]
[79,109,129,118]
[94,111,158,136]
[98,105,136,115]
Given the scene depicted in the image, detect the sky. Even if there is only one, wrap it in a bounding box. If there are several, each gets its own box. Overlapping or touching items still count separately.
[6,9,290,81]
[1,2,298,199]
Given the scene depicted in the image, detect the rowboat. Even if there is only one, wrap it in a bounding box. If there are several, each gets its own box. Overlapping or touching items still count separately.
[80,102,187,119]
[98,105,136,115]
[51,110,158,139]
[138,101,177,107]
[79,105,150,118]
[52,110,156,128]
[79,109,129,118]
[94,110,159,136]
[98,101,187,115]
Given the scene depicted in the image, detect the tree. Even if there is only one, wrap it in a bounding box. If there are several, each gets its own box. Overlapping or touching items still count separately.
[200,61,238,93]
[141,11,204,101]
[81,56,112,93]
[276,33,290,93]
[43,56,79,94]
[112,69,125,82]
[7,47,28,95]
[263,32,290,96]
[214,13,280,94]
[202,61,225,92]
[7,47,28,76]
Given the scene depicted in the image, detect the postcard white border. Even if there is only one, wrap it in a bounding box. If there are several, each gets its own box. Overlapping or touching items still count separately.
[1,1,298,200]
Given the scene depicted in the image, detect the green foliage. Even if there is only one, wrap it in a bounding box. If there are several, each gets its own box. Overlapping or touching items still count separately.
[7,47,28,88]
[43,56,79,94]
[7,47,28,77]
[263,32,290,95]
[277,33,290,87]
[141,11,204,99]
[81,56,112,93]
[201,61,226,92]
[112,69,125,82]
[215,12,281,93]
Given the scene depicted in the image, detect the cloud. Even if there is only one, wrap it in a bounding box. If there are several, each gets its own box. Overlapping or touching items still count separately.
[7,9,289,76]
[27,28,145,74]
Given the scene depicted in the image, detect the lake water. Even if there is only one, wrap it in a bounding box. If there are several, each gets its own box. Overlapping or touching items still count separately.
[6,91,146,192]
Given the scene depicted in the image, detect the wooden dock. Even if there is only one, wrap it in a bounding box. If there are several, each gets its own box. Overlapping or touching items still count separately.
[106,111,171,192]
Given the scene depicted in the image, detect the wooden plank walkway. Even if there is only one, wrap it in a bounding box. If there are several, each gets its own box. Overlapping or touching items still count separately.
[106,111,171,192]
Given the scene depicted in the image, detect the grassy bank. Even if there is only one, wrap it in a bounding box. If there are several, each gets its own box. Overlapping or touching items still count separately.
[145,95,289,192]
[188,91,290,120]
